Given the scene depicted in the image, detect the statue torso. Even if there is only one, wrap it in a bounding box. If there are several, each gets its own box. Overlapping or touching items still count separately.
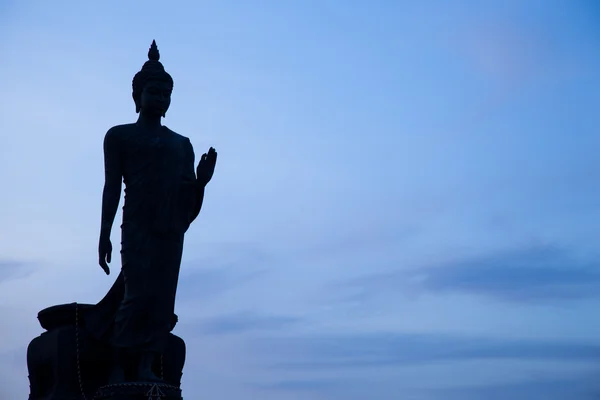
[111,124,196,234]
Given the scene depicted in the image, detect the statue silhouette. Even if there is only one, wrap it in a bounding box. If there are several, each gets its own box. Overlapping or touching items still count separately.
[84,40,217,384]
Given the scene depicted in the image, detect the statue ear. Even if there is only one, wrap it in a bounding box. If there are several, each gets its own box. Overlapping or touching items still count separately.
[133,93,140,113]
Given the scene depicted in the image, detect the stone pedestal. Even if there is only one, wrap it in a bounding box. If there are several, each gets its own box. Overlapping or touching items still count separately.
[27,303,185,400]
[93,382,182,400]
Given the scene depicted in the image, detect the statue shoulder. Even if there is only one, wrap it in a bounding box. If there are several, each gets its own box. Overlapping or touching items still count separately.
[105,124,135,140]
[103,125,135,154]
[164,127,192,145]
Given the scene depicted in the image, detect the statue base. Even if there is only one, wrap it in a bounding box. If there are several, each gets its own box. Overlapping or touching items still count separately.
[93,382,182,400]
[27,303,186,400]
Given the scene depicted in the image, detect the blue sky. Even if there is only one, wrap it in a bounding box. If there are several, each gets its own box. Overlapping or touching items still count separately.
[1,0,599,398]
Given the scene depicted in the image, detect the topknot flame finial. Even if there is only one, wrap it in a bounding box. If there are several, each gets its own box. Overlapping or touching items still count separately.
[132,40,173,113]
[148,40,160,61]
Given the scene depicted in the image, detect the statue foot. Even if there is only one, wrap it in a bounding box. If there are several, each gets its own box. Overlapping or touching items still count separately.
[136,351,163,383]
[107,365,126,384]
[107,348,126,384]
[136,368,163,383]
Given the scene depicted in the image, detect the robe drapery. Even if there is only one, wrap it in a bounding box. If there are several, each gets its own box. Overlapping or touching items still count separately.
[84,124,197,353]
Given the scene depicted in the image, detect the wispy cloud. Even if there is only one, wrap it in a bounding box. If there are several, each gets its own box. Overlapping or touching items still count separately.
[414,245,600,302]
[192,311,300,335]
[337,244,600,304]
[0,259,37,283]
[435,374,600,400]
[177,266,266,303]
[176,242,271,303]
[254,332,600,370]
[253,373,600,400]
[251,379,342,395]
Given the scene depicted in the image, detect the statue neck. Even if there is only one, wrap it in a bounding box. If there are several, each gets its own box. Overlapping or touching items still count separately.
[136,112,162,130]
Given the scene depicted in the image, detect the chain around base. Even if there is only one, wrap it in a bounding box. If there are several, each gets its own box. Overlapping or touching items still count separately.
[75,303,88,400]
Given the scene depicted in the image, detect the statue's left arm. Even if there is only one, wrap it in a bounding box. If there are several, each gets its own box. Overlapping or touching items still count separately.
[189,181,205,225]
[185,138,205,225]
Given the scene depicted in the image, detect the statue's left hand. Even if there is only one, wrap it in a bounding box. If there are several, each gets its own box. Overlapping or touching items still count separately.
[196,147,217,187]
[98,235,112,275]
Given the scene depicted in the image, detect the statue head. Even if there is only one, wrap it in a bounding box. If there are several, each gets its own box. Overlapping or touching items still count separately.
[132,40,174,117]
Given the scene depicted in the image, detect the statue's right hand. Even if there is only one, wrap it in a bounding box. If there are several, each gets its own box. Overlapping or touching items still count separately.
[98,236,112,275]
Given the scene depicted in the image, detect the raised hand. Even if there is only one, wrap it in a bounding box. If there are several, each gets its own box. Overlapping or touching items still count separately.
[98,234,112,275]
[196,147,217,187]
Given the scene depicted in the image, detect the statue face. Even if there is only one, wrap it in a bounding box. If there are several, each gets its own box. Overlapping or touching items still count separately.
[139,80,172,116]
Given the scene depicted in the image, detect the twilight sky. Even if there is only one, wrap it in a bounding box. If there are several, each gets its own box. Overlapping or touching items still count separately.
[1,1,600,399]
